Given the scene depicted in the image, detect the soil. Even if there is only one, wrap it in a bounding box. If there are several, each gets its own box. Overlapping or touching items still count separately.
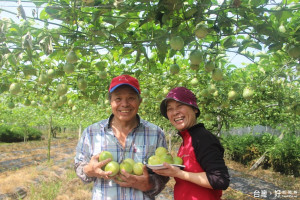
[0,137,298,200]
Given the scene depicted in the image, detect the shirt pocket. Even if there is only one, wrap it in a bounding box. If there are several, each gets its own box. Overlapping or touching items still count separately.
[132,145,156,164]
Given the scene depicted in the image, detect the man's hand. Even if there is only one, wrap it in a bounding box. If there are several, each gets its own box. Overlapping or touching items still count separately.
[83,154,113,179]
[113,165,153,192]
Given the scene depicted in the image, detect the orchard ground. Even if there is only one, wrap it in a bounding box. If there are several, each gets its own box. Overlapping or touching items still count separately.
[0,134,298,200]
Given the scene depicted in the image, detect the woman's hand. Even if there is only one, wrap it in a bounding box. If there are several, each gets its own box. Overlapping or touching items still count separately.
[154,163,213,189]
[152,163,182,178]
[83,154,113,179]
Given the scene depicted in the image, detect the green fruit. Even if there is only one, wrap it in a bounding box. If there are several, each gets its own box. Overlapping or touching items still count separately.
[105,161,120,177]
[173,156,183,165]
[170,36,184,50]
[47,69,56,78]
[189,50,203,65]
[9,83,21,95]
[56,84,68,96]
[204,61,215,72]
[99,151,113,162]
[51,102,59,109]
[59,95,67,104]
[243,87,254,100]
[24,98,31,106]
[68,99,75,107]
[221,101,230,109]
[155,147,168,157]
[148,155,162,165]
[23,66,36,76]
[120,161,133,174]
[195,24,208,39]
[95,61,107,70]
[63,63,75,74]
[43,95,50,102]
[228,90,238,100]
[123,158,135,167]
[38,74,49,84]
[8,101,15,109]
[31,101,38,107]
[160,153,174,164]
[190,64,200,71]
[278,24,286,34]
[78,79,88,91]
[212,68,223,81]
[66,50,78,64]
[170,64,180,75]
[201,89,210,97]
[208,84,217,94]
[190,77,198,86]
[162,87,169,96]
[133,162,144,176]
[72,105,77,111]
[287,45,300,59]
[99,71,107,79]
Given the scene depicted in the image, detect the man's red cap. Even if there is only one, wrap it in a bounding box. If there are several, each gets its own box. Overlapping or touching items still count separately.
[109,74,141,94]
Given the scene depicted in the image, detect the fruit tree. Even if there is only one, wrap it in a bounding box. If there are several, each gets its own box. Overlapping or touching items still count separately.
[0,0,299,135]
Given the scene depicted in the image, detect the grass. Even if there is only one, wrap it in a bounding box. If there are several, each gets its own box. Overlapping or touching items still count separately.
[225,159,299,191]
[29,180,62,200]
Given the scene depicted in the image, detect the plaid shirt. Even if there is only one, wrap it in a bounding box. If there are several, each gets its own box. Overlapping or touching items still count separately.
[74,115,169,200]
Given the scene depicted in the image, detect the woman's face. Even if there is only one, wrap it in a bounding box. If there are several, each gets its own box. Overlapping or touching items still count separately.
[166,99,198,131]
[110,85,141,123]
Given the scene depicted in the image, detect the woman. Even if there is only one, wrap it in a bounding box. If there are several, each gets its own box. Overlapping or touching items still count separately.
[153,87,230,200]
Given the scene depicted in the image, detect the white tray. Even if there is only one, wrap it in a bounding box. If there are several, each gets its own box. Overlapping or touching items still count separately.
[146,164,185,170]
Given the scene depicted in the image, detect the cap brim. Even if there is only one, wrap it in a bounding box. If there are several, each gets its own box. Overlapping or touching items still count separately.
[160,98,200,119]
[109,83,140,94]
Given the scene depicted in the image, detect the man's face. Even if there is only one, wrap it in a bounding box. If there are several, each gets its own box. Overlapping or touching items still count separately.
[110,85,141,123]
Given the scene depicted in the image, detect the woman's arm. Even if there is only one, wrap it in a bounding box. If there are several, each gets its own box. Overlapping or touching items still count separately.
[153,163,213,189]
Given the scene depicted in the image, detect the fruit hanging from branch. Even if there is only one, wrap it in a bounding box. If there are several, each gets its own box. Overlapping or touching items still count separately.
[195,24,209,39]
[170,36,184,50]
[189,50,203,65]
[9,83,21,95]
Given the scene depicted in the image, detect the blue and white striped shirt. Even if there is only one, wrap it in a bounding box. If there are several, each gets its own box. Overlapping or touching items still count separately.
[74,115,169,200]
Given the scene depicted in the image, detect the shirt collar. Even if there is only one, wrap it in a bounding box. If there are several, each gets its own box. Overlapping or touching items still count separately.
[178,123,205,135]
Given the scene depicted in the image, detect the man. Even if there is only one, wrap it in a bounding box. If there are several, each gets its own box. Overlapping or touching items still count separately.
[74,74,169,200]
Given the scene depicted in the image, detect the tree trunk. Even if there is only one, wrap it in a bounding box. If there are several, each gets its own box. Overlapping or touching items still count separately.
[47,115,52,162]
[250,132,284,170]
[250,152,266,171]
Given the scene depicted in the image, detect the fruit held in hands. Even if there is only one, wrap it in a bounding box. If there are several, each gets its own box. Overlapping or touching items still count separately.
[155,147,168,157]
[148,155,162,165]
[99,151,113,162]
[120,161,133,174]
[105,161,120,177]
[160,153,174,164]
[123,158,135,167]
[173,156,183,165]
[133,162,144,175]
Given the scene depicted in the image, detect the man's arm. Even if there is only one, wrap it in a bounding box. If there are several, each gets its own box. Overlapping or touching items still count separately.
[74,128,96,183]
